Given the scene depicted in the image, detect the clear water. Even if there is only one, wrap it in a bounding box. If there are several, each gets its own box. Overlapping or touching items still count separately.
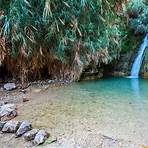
[16,77,148,146]
[131,34,148,78]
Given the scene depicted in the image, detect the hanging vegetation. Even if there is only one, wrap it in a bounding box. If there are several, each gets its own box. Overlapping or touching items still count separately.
[0,0,127,82]
[127,0,148,35]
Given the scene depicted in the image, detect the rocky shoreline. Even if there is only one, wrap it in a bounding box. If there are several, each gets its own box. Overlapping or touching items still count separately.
[0,103,50,146]
[0,81,147,148]
[0,79,70,105]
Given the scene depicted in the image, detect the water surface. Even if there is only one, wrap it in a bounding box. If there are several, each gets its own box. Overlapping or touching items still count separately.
[16,77,148,146]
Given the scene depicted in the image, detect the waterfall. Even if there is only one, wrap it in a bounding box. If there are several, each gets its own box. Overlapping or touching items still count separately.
[130,34,148,78]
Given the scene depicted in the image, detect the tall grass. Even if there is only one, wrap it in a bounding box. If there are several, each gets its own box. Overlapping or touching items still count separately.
[0,0,127,82]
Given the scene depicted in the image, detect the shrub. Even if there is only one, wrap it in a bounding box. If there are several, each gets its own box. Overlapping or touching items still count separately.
[127,0,148,35]
[0,0,127,82]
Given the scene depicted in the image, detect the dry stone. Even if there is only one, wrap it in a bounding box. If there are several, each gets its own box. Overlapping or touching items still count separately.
[0,121,6,130]
[24,129,39,141]
[4,83,16,91]
[16,120,32,137]
[33,130,49,145]
[0,104,17,121]
[2,120,20,133]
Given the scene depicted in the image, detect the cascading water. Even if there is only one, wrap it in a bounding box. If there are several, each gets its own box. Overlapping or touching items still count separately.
[130,34,148,78]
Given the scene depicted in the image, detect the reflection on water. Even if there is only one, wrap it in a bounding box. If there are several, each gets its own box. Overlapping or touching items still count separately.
[131,78,140,98]
[131,78,144,112]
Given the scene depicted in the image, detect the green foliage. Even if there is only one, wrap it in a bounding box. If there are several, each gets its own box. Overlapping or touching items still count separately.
[127,0,148,34]
[0,0,127,81]
[121,30,142,53]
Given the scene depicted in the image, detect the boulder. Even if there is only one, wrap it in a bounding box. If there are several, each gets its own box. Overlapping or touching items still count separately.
[2,120,20,133]
[0,104,17,121]
[33,130,49,145]
[4,83,16,91]
[24,129,39,141]
[16,121,32,137]
[0,121,6,130]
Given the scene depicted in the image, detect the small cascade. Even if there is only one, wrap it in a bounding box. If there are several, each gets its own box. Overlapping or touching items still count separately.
[130,34,148,78]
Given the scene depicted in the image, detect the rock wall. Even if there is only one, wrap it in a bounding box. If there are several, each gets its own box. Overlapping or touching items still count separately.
[113,52,133,76]
[141,47,148,78]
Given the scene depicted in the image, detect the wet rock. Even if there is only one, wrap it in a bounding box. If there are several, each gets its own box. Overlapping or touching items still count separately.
[16,121,32,137]
[113,52,133,76]
[4,83,16,91]
[0,104,17,121]
[24,129,39,141]
[19,89,27,94]
[48,80,55,84]
[33,130,49,145]
[0,121,6,130]
[111,71,126,77]
[2,120,20,133]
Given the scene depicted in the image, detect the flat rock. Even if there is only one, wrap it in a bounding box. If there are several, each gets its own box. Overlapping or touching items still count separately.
[16,121,32,137]
[0,104,17,121]
[4,83,16,91]
[2,120,20,133]
[24,129,39,141]
[33,130,49,145]
[0,121,6,130]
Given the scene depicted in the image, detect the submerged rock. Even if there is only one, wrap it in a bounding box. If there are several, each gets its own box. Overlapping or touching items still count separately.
[4,83,16,91]
[48,80,55,84]
[2,120,20,133]
[0,104,17,121]
[33,130,49,145]
[22,97,30,103]
[0,121,6,130]
[16,121,32,137]
[24,129,39,141]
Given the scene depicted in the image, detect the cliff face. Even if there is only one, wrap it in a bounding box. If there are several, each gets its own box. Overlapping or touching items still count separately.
[112,0,148,77]
[141,47,148,78]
